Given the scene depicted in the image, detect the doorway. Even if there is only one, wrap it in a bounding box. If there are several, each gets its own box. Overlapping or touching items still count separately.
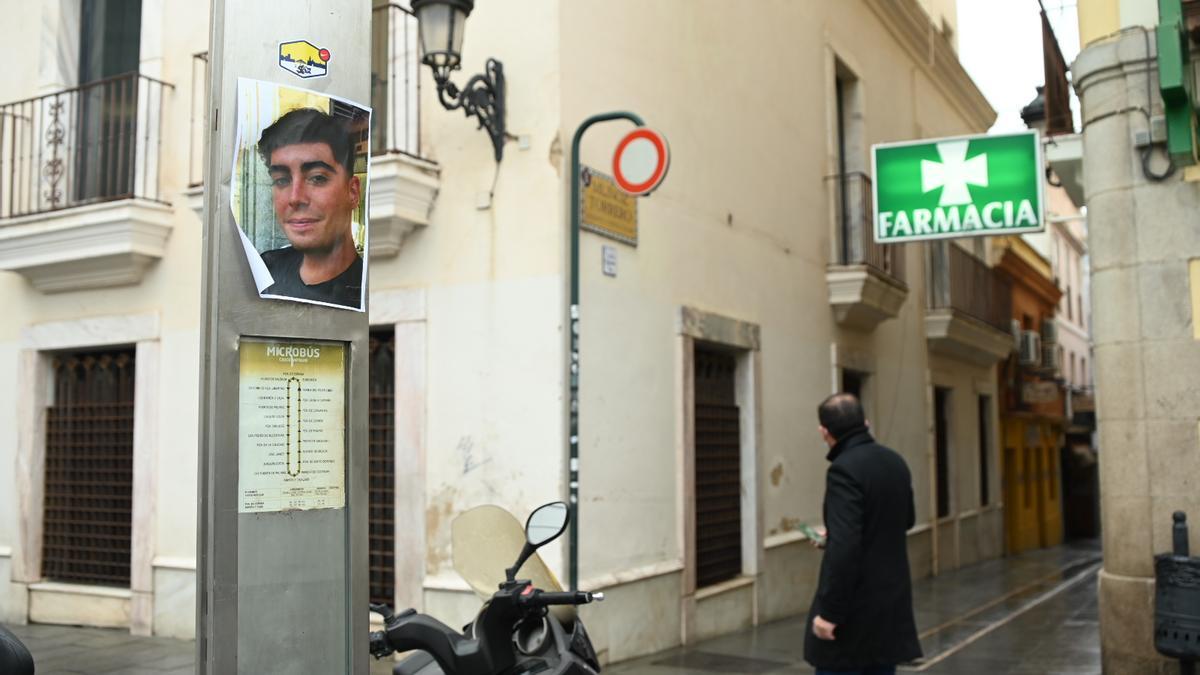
[75,0,142,203]
[693,347,742,589]
[934,387,952,519]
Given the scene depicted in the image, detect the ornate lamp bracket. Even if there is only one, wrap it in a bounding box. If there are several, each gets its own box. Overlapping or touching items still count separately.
[434,58,506,162]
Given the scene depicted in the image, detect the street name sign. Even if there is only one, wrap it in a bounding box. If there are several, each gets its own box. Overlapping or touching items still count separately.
[871,130,1044,244]
[581,165,637,245]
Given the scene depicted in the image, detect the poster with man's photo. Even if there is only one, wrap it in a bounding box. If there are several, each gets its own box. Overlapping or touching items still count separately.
[231,78,370,312]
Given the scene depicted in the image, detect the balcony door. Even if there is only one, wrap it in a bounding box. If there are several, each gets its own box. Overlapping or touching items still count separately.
[371,2,420,156]
[76,0,142,203]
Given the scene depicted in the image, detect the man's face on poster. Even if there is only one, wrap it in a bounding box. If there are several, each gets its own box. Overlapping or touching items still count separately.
[267,141,361,254]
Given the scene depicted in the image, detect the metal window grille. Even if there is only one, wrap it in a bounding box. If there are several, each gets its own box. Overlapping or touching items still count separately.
[368,330,396,607]
[934,387,951,519]
[978,395,991,507]
[694,348,742,589]
[42,349,136,587]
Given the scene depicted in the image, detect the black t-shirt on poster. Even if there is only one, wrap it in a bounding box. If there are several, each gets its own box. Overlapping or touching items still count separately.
[260,246,363,309]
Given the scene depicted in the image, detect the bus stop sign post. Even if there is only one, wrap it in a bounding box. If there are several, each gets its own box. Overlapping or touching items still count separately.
[197,2,371,673]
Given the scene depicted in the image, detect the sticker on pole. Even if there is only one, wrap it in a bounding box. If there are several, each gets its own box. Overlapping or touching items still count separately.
[279,40,330,79]
[612,127,669,196]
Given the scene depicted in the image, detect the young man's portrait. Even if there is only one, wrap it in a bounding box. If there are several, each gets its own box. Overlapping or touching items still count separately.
[232,79,370,311]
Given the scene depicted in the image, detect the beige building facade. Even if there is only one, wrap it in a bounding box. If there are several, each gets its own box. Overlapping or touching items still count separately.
[0,0,1018,665]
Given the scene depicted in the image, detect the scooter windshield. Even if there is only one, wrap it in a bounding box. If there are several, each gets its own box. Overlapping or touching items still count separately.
[451,505,575,621]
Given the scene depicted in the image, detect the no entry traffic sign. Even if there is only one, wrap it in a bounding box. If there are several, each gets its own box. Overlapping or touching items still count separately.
[613,127,669,196]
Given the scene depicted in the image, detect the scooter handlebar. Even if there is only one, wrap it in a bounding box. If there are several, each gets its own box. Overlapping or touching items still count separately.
[523,590,603,606]
[369,602,395,621]
[368,630,393,658]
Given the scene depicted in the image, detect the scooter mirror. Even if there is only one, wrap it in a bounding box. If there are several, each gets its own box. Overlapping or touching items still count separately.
[525,502,569,547]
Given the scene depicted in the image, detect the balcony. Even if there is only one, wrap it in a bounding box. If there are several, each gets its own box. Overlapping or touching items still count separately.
[0,73,174,292]
[925,243,1014,366]
[825,172,908,331]
[368,2,440,258]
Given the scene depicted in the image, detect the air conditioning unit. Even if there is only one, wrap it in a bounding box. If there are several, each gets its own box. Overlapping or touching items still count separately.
[1040,320,1058,345]
[1041,344,1061,375]
[1019,331,1042,366]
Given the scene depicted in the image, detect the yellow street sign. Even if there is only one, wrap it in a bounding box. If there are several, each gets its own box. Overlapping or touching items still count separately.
[580,166,637,245]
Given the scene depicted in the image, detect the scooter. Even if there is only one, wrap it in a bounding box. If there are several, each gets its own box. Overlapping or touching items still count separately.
[0,623,34,675]
[369,501,605,674]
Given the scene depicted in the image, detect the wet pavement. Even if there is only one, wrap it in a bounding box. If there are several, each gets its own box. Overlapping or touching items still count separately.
[608,540,1102,674]
[0,623,397,675]
[2,541,1101,674]
[1,622,193,675]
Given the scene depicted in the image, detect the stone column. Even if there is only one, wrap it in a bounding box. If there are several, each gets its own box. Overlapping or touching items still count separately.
[1075,30,1200,674]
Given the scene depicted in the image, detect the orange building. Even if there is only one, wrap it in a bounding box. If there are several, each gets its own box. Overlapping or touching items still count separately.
[992,237,1066,554]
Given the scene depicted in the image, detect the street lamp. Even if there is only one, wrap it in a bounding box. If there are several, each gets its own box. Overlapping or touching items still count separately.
[411,0,507,162]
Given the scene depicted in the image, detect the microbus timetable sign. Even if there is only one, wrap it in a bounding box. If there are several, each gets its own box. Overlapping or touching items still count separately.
[871,130,1044,244]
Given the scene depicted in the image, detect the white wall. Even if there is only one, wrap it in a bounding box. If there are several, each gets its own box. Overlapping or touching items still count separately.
[559,0,996,590]
[0,0,209,633]
[366,0,569,619]
[0,0,1006,651]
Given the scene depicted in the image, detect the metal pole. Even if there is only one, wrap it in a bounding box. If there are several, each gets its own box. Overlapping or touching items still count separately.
[567,111,644,591]
[198,2,370,672]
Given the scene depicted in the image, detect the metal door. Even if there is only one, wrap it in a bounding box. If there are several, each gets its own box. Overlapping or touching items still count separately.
[368,330,396,607]
[42,349,136,586]
[694,348,741,588]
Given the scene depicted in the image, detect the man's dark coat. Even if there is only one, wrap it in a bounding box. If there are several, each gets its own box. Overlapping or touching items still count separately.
[803,428,922,670]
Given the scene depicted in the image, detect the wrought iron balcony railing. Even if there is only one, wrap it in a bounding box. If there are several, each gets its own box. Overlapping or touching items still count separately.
[0,72,173,219]
[833,172,905,284]
[927,242,1012,332]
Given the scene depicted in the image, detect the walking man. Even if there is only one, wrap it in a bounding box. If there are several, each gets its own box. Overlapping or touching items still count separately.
[804,393,922,675]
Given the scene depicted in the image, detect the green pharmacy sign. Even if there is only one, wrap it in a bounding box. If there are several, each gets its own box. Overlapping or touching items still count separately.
[871,131,1044,243]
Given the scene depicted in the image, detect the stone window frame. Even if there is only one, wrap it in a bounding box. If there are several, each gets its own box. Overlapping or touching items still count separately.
[369,288,427,613]
[14,313,160,634]
[822,42,870,267]
[676,306,763,641]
